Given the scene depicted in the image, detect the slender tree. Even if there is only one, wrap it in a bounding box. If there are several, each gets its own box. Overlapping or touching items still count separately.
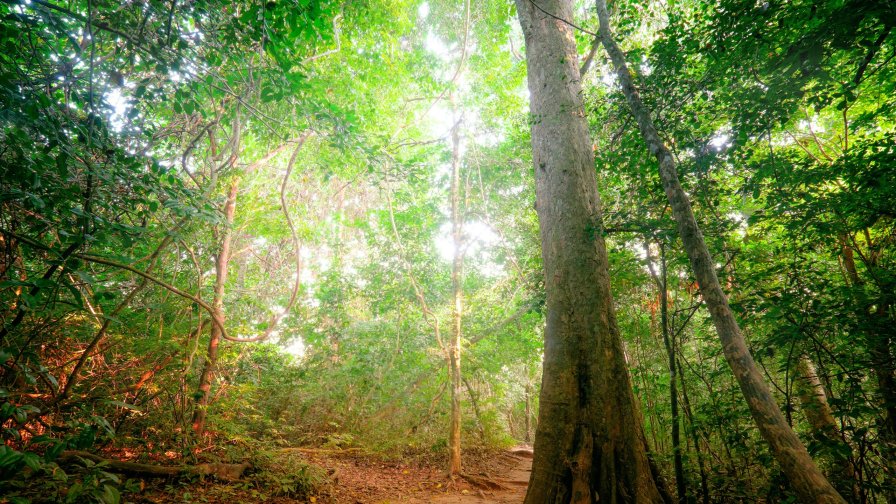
[192,179,239,437]
[514,0,665,500]
[594,1,845,501]
[448,108,464,476]
[795,356,860,502]
[645,241,686,503]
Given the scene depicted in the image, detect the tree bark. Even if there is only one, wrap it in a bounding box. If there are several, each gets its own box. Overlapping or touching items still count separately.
[515,1,665,501]
[678,361,710,504]
[58,450,250,480]
[524,379,532,444]
[646,241,687,503]
[191,180,239,436]
[841,234,896,502]
[795,356,859,502]
[594,2,845,502]
[448,110,464,476]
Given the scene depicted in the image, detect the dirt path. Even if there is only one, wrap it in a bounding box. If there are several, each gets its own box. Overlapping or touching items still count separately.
[136,446,532,503]
[306,446,533,503]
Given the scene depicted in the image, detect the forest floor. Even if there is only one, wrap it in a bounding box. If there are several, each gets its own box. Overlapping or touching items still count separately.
[137,446,532,504]
[309,445,531,503]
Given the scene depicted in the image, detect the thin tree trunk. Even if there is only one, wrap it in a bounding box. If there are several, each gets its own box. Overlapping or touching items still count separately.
[191,180,238,437]
[841,232,896,502]
[796,356,840,439]
[795,355,860,502]
[594,2,845,501]
[55,223,184,404]
[448,110,464,476]
[679,360,710,504]
[647,241,687,503]
[462,376,485,441]
[524,379,532,444]
[869,303,896,504]
[515,1,665,500]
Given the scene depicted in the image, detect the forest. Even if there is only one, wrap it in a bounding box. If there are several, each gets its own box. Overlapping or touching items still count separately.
[0,0,894,502]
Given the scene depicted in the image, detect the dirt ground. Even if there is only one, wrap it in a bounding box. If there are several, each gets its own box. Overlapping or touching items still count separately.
[135,446,532,504]
[310,446,532,504]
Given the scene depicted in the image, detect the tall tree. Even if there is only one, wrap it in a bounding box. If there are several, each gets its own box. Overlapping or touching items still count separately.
[192,177,239,437]
[448,108,464,476]
[645,241,686,503]
[514,0,664,500]
[594,0,845,501]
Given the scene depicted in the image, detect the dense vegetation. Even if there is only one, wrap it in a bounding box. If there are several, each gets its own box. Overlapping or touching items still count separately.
[0,0,893,502]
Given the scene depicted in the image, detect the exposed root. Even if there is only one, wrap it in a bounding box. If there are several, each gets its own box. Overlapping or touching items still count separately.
[460,472,510,491]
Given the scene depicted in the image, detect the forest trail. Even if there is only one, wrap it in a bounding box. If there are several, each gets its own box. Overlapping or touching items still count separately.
[301,446,533,503]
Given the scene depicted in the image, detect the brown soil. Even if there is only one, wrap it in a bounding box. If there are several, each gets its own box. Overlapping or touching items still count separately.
[311,446,532,503]
[135,446,532,504]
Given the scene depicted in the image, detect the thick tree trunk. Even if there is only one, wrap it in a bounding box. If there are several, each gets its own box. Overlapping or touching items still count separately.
[191,180,238,437]
[594,2,845,502]
[448,113,463,476]
[515,1,665,501]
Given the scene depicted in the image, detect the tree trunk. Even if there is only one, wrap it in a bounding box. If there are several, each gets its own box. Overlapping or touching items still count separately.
[679,362,710,504]
[59,450,250,481]
[594,2,845,502]
[868,303,896,504]
[191,180,238,437]
[463,376,486,441]
[448,109,464,476]
[796,357,840,439]
[524,379,532,444]
[795,356,860,502]
[515,1,665,501]
[841,234,896,502]
[648,242,687,503]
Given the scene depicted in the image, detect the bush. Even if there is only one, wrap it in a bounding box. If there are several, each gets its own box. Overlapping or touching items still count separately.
[249,450,329,499]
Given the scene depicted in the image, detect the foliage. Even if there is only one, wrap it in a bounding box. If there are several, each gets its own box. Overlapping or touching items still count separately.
[0,0,893,500]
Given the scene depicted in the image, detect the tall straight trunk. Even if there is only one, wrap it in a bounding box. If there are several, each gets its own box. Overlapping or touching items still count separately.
[651,243,687,503]
[868,303,896,504]
[524,379,532,444]
[679,362,710,504]
[191,180,238,436]
[515,1,665,501]
[595,2,845,502]
[448,111,463,476]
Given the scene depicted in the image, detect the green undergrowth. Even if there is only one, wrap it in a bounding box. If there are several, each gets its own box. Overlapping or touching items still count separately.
[248,449,330,500]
